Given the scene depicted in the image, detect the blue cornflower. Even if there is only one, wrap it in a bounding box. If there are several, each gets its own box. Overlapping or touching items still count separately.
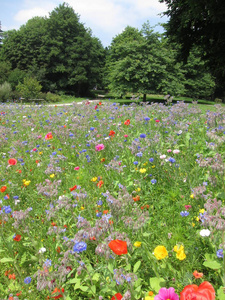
[151,179,157,184]
[149,158,154,163]
[73,241,87,253]
[180,211,189,217]
[52,152,57,155]
[4,206,12,214]
[144,117,150,121]
[13,196,19,199]
[90,127,95,131]
[24,277,32,284]
[217,249,223,258]
[140,134,146,138]
[96,212,102,217]
[69,133,74,137]
[169,157,176,163]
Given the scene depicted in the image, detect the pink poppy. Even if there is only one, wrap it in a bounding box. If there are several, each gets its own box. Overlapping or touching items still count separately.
[155,287,179,300]
[74,167,80,171]
[155,120,160,122]
[95,144,105,151]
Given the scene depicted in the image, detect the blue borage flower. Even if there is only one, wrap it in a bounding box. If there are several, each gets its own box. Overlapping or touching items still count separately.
[180,211,189,217]
[217,249,223,258]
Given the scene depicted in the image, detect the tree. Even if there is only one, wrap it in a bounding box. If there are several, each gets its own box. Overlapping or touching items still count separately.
[0,3,105,96]
[159,0,225,99]
[107,24,185,100]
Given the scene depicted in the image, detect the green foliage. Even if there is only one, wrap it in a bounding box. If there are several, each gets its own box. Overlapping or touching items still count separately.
[7,68,27,90]
[0,81,12,101]
[0,61,11,85]
[16,77,42,100]
[45,92,61,102]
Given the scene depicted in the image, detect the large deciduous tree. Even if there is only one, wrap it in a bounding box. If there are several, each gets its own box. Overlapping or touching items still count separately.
[106,24,185,100]
[159,0,225,99]
[1,2,105,96]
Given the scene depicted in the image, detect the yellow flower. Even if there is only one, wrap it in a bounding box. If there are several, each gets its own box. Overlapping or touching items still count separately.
[50,174,55,178]
[23,179,31,186]
[176,250,186,260]
[145,297,154,300]
[91,177,97,182]
[199,208,205,214]
[135,187,141,192]
[192,223,195,227]
[39,152,43,155]
[143,162,148,166]
[190,194,194,199]
[139,168,146,174]
[174,245,184,253]
[152,165,155,168]
[195,216,199,222]
[134,241,142,248]
[80,206,85,210]
[154,246,168,260]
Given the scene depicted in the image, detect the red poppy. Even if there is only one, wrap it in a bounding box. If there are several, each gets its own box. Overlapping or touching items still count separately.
[56,246,61,253]
[51,287,65,299]
[69,185,77,192]
[124,119,130,125]
[111,293,123,300]
[109,130,115,136]
[13,234,21,242]
[180,281,215,300]
[108,239,128,255]
[133,195,140,202]
[45,132,53,140]
[0,186,7,193]
[97,180,104,188]
[8,158,17,165]
[51,222,57,226]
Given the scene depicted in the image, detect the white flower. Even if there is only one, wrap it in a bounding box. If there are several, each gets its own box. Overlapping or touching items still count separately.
[38,247,46,254]
[200,229,211,237]
[173,149,180,154]
[177,130,182,135]
[160,155,166,159]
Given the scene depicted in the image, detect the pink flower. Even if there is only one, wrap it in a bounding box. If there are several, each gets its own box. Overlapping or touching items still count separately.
[173,149,180,154]
[185,205,192,210]
[124,135,128,137]
[74,167,80,171]
[45,132,53,140]
[95,144,105,151]
[155,120,160,123]
[167,149,172,153]
[33,148,37,152]
[155,287,179,300]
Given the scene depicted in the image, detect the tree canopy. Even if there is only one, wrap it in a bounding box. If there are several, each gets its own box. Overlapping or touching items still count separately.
[0,3,106,96]
[159,0,225,98]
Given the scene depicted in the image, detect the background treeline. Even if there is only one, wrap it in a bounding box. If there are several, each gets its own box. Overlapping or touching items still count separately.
[0,2,223,102]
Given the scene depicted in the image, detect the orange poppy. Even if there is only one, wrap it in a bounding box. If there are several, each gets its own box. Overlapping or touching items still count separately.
[124,119,130,125]
[109,130,115,136]
[180,281,215,300]
[97,180,104,188]
[193,270,204,278]
[0,186,7,193]
[8,158,17,165]
[69,185,77,191]
[133,195,140,202]
[51,287,65,299]
[108,239,128,255]
[56,247,61,253]
[8,273,16,280]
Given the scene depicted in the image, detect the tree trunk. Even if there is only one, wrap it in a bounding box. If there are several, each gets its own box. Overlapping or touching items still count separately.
[143,93,147,102]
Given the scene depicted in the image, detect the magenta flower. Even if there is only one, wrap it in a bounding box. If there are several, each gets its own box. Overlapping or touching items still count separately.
[155,287,179,300]
[74,166,80,171]
[95,144,105,151]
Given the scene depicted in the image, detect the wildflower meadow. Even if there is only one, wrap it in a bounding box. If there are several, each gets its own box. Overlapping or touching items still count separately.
[0,100,225,300]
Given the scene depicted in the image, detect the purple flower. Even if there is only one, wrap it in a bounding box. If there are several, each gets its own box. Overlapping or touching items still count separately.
[180,211,189,217]
[73,241,87,253]
[217,249,223,258]
[155,287,179,300]
[149,158,154,163]
[140,134,146,138]
[151,179,157,184]
[169,157,176,163]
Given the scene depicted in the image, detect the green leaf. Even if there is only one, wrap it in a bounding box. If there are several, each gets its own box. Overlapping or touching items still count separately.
[90,285,96,295]
[73,279,81,290]
[0,257,14,263]
[133,260,141,273]
[150,277,166,293]
[143,232,150,237]
[203,260,221,270]
[20,252,27,266]
[92,272,100,282]
[80,286,89,292]
[125,263,131,271]
[217,286,225,300]
[108,263,114,274]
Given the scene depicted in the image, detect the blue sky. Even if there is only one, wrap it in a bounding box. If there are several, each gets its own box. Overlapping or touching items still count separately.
[0,0,168,47]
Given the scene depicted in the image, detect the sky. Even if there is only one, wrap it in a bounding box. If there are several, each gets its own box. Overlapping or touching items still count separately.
[0,0,169,47]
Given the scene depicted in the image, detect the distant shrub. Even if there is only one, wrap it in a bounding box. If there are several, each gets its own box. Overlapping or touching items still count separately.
[45,92,61,102]
[0,82,12,101]
[16,77,42,100]
[215,98,222,103]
